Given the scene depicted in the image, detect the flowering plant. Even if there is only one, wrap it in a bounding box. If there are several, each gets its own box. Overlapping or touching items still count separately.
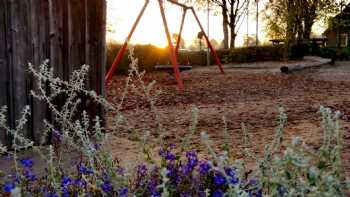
[0,50,348,196]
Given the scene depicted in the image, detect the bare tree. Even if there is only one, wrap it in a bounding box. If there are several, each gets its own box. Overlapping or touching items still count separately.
[187,0,250,49]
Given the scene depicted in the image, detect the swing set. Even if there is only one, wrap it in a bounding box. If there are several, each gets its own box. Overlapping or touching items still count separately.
[105,0,225,90]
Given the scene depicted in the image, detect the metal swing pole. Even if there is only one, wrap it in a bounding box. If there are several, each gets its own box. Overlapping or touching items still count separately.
[158,0,184,90]
[105,0,150,83]
[175,8,187,56]
[190,8,225,74]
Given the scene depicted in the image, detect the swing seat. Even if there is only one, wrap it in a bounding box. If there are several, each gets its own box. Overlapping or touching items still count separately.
[155,65,192,73]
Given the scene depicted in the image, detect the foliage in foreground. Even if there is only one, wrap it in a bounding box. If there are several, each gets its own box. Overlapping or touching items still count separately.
[0,50,349,196]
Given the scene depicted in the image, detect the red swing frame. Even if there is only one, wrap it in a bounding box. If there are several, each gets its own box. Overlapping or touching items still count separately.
[105,0,225,90]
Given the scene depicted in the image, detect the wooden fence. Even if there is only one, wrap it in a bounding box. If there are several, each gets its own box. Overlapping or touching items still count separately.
[0,0,106,146]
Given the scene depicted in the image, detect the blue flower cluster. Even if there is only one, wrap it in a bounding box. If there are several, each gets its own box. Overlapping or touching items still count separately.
[0,157,130,196]
[132,146,264,196]
[0,148,268,196]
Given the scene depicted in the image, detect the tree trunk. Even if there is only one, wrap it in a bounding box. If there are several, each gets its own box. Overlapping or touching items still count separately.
[229,1,236,49]
[222,0,229,49]
[303,1,317,41]
[284,0,296,59]
[303,14,315,40]
[230,26,236,49]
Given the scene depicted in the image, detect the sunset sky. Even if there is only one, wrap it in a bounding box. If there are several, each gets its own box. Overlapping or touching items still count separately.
[106,0,326,48]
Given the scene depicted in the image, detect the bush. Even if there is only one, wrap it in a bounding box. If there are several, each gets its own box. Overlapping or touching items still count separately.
[0,50,349,196]
[290,43,309,60]
[106,43,218,75]
[223,46,285,63]
[107,43,167,74]
[335,48,350,60]
[317,47,350,61]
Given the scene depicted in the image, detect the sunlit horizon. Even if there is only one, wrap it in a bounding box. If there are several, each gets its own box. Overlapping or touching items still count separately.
[107,0,266,48]
[106,0,326,48]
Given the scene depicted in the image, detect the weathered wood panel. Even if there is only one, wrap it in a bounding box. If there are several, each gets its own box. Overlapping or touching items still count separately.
[30,0,50,143]
[0,0,9,146]
[0,0,106,146]
[85,0,106,119]
[8,0,32,141]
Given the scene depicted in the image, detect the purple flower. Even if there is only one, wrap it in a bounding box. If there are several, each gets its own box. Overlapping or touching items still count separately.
[225,167,239,185]
[166,162,181,184]
[159,149,176,161]
[61,187,70,197]
[24,170,36,181]
[180,152,198,175]
[118,187,128,197]
[52,129,62,141]
[151,191,161,197]
[247,177,258,186]
[74,178,86,188]
[94,143,101,150]
[248,189,263,197]
[180,164,192,175]
[199,161,211,174]
[255,189,263,197]
[277,185,288,196]
[213,190,224,197]
[186,151,198,168]
[116,167,126,175]
[5,154,13,160]
[147,178,159,194]
[180,193,191,197]
[214,173,226,186]
[78,163,93,175]
[198,190,207,197]
[137,164,148,177]
[166,153,176,161]
[61,176,72,187]
[2,182,15,193]
[186,151,197,160]
[46,193,58,197]
[101,181,113,193]
[20,159,33,168]
[225,167,236,177]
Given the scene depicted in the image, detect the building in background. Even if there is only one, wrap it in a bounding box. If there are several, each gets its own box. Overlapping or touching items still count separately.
[323,3,350,48]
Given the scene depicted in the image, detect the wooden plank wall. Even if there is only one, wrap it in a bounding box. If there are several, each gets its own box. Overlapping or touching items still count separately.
[0,0,10,146]
[0,0,106,146]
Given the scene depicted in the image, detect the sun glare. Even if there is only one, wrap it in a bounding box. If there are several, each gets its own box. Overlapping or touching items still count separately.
[107,0,279,48]
[107,0,227,48]
[107,0,172,47]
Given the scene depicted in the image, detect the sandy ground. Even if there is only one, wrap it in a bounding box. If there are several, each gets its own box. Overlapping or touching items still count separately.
[1,60,349,177]
[105,60,350,174]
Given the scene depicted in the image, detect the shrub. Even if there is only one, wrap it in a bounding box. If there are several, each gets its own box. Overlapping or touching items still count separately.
[107,43,168,74]
[317,47,350,61]
[289,43,309,60]
[223,46,285,63]
[335,48,350,60]
[0,49,349,196]
[106,43,217,75]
